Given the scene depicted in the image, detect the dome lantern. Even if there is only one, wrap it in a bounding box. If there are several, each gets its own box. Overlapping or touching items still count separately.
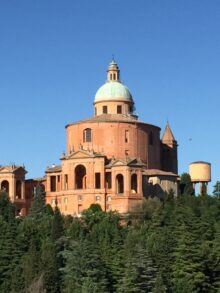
[107,59,120,81]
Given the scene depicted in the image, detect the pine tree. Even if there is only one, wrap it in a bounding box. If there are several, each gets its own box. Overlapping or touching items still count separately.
[0,218,18,292]
[29,184,46,219]
[213,181,220,198]
[41,239,60,293]
[0,191,18,292]
[62,238,109,292]
[119,230,158,293]
[209,221,220,290]
[51,205,64,242]
[180,172,194,195]
[0,191,15,222]
[89,211,125,292]
[22,240,42,290]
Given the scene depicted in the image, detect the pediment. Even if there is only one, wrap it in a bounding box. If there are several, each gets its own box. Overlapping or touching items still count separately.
[127,158,138,165]
[110,159,127,167]
[127,158,140,166]
[0,167,11,173]
[63,149,105,160]
[107,158,146,168]
[0,165,26,174]
[68,150,93,159]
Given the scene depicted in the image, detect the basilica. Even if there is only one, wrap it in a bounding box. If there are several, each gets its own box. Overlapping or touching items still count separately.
[0,60,179,215]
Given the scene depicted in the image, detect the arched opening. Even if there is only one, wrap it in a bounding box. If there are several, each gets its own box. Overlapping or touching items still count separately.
[75,165,86,189]
[131,174,137,193]
[16,180,22,199]
[116,174,124,194]
[1,180,9,193]
[83,128,92,143]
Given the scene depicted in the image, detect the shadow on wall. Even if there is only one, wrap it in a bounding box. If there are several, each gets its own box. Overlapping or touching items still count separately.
[143,182,166,199]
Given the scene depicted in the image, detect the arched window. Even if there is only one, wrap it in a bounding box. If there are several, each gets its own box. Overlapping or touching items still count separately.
[75,165,86,189]
[83,128,92,143]
[149,131,154,145]
[1,180,9,193]
[116,174,124,194]
[16,180,22,199]
[131,174,137,193]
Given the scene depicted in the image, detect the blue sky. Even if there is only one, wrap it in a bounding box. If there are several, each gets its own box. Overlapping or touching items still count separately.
[0,0,219,192]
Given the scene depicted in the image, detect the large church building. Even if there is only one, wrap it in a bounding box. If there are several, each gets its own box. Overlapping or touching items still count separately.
[0,60,179,216]
[45,60,179,215]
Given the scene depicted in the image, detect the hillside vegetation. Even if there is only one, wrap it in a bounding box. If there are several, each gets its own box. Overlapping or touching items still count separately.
[0,187,220,292]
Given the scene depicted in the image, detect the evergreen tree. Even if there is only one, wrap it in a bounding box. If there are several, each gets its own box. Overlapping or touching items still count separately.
[29,184,46,219]
[213,181,220,198]
[209,221,220,290]
[51,205,64,242]
[41,239,60,293]
[166,188,175,201]
[0,192,18,292]
[62,238,109,292]
[0,191,15,222]
[0,218,18,292]
[88,211,125,292]
[22,240,42,290]
[180,172,194,195]
[119,230,158,293]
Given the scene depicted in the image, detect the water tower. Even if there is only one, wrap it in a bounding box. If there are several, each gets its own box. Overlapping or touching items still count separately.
[189,161,211,194]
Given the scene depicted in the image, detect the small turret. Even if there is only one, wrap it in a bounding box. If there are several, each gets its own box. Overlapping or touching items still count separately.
[162,122,177,147]
[161,122,178,174]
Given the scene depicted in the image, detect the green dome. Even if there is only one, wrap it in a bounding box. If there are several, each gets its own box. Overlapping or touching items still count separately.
[94,81,133,102]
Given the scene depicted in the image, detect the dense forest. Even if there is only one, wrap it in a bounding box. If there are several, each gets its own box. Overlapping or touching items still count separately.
[1,180,220,293]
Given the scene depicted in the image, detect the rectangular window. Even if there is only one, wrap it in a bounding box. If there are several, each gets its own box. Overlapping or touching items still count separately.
[57,175,60,182]
[96,195,100,202]
[107,196,111,202]
[95,173,101,189]
[64,174,68,190]
[103,106,108,114]
[125,130,129,143]
[105,172,112,189]
[117,105,122,114]
[50,176,56,192]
